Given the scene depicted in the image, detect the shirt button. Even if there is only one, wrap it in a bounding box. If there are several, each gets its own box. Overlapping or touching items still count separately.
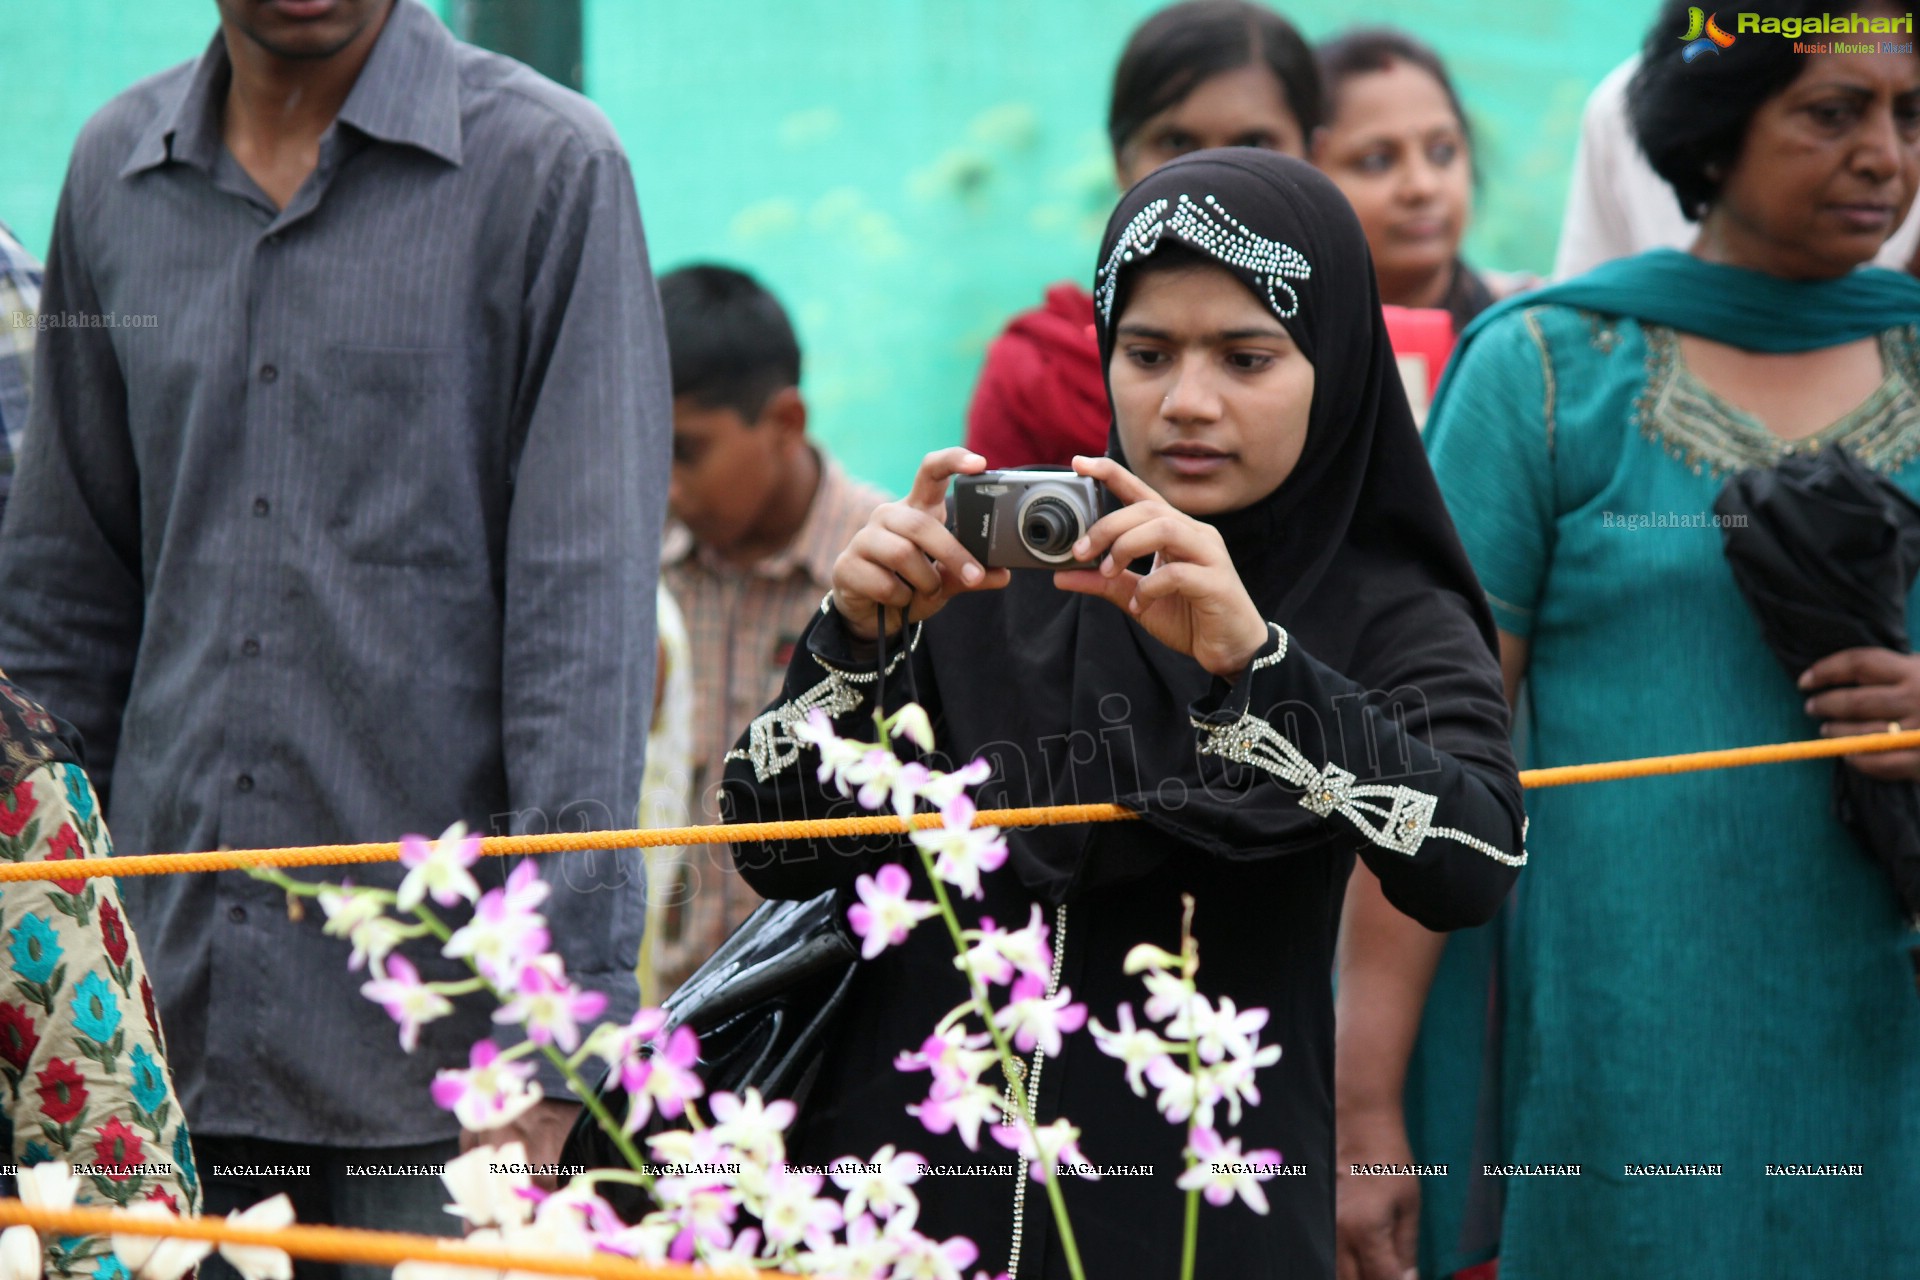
[266,233,282,245]
[259,364,279,383]
[228,905,247,923]
[236,773,255,793]
[253,496,271,517]
[241,637,261,657]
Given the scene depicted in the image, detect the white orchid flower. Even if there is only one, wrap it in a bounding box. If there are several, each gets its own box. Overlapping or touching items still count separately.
[440,1143,534,1229]
[0,1227,41,1280]
[15,1161,78,1211]
[396,821,482,912]
[219,1193,296,1280]
[112,1203,213,1280]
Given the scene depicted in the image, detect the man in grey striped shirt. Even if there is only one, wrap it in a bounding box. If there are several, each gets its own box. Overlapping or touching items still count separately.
[0,217,42,528]
[0,0,667,1259]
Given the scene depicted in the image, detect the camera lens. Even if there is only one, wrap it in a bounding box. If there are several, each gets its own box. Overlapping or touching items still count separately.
[1020,496,1080,560]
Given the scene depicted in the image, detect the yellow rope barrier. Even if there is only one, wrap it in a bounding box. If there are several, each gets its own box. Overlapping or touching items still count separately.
[2,731,1916,1272]
[0,803,1135,883]
[0,1201,715,1280]
[1518,726,1920,788]
[4,730,1917,886]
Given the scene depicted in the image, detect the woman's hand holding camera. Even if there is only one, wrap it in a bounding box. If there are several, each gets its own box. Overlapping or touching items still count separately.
[831,448,1012,640]
[834,448,1267,678]
[1055,455,1271,680]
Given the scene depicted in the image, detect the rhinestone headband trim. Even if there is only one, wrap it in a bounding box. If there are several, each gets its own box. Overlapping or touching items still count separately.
[1094,192,1313,324]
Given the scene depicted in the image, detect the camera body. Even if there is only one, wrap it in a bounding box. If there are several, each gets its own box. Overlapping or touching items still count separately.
[948,467,1116,571]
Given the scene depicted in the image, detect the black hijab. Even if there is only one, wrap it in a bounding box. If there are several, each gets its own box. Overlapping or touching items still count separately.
[926,150,1506,901]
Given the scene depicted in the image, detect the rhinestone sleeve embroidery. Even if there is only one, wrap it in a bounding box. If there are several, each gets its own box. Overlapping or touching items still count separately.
[1192,628,1526,867]
[1251,621,1288,670]
[725,623,922,782]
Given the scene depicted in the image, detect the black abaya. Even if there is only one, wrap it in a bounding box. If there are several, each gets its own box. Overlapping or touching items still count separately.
[722,152,1526,1278]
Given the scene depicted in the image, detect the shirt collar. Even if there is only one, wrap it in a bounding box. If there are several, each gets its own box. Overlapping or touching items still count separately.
[120,0,462,181]
[334,0,464,166]
[121,31,228,178]
[664,452,856,588]
[772,454,856,587]
[662,522,695,566]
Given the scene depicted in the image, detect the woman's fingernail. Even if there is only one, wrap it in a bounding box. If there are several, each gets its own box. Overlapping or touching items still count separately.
[1074,538,1090,557]
[1798,671,1813,689]
[1804,699,1816,715]
[961,563,982,585]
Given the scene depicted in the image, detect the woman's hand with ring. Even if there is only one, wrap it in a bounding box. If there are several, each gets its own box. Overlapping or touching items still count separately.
[1800,647,1920,781]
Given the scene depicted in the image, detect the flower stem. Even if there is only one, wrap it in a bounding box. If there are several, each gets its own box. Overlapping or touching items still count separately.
[537,1037,654,1187]
[408,903,656,1189]
[247,865,396,906]
[281,871,663,1208]
[916,848,1087,1280]
[1178,896,1202,1280]
[1180,1178,1200,1280]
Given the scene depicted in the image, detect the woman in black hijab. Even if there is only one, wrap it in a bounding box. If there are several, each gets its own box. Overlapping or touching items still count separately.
[722,150,1524,1278]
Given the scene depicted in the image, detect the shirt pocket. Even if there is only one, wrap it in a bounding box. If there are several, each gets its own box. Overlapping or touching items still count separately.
[309,344,476,568]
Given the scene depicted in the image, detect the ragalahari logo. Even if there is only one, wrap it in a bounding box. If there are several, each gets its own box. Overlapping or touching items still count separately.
[1681,7,1739,60]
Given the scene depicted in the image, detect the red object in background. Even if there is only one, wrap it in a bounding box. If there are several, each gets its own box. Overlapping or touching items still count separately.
[1384,304,1457,396]
[967,290,1464,456]
[1454,1261,1500,1280]
[965,283,1112,468]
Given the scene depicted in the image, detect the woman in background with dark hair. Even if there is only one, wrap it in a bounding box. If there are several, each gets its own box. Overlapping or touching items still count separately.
[963,0,1322,469]
[1313,29,1537,424]
[1313,29,1533,332]
[1337,3,1920,1277]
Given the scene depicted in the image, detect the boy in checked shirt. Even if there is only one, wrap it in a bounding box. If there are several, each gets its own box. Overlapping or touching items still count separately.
[654,264,888,998]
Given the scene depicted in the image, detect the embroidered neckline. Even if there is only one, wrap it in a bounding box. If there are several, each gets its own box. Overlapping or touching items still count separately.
[1636,323,1920,478]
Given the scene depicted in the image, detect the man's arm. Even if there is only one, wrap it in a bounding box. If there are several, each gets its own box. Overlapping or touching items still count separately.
[1334,865,1446,1280]
[0,220,46,525]
[0,176,143,793]
[495,138,670,1101]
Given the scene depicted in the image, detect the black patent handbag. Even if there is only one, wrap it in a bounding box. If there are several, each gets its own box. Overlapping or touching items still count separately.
[559,890,860,1201]
[561,608,908,1202]
[659,888,860,1099]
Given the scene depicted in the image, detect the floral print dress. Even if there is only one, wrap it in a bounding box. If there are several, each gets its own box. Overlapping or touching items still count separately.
[1,678,200,1276]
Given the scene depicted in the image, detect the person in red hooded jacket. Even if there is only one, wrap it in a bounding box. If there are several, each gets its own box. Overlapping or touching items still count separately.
[964,0,1324,468]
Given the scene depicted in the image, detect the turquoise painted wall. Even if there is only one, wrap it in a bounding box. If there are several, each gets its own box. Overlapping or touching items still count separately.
[2,0,1658,493]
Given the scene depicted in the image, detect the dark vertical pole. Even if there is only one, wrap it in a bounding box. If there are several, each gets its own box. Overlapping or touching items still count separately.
[454,0,584,92]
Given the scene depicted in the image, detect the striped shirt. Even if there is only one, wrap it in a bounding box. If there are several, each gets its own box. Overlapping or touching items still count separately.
[0,0,670,1143]
[0,218,42,524]
[654,453,888,996]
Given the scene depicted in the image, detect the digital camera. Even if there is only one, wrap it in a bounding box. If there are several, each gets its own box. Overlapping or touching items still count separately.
[947,467,1117,571]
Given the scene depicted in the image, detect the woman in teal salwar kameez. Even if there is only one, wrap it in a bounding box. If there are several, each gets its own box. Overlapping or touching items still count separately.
[1332,2,1920,1276]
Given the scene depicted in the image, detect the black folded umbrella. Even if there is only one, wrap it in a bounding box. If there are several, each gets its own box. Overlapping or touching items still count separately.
[1715,446,1920,992]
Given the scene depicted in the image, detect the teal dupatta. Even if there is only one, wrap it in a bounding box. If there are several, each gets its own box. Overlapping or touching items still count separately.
[1437,249,1920,406]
